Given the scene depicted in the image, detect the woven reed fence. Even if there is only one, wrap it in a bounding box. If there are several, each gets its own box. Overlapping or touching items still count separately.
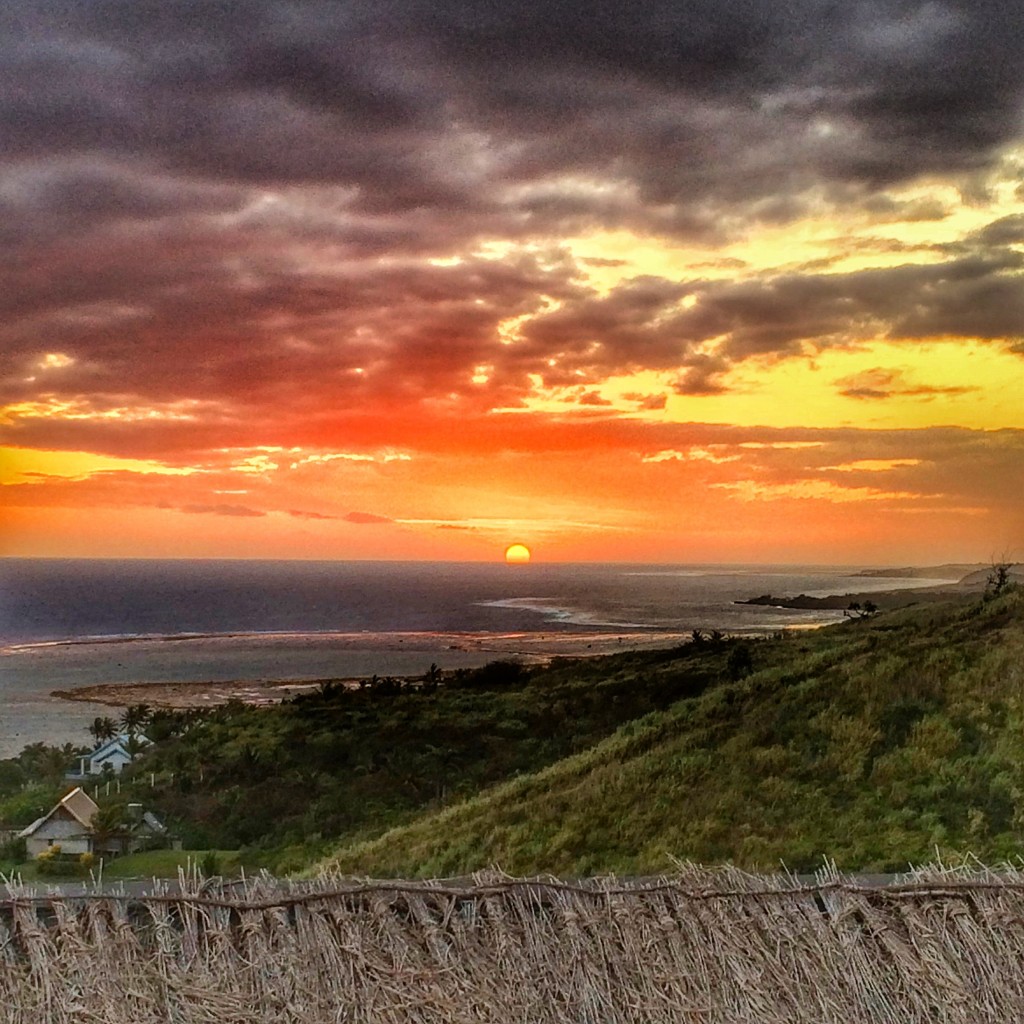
[2,862,1024,1022]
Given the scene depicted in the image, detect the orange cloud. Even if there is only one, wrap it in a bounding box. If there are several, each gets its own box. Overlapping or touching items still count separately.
[3,1,1024,562]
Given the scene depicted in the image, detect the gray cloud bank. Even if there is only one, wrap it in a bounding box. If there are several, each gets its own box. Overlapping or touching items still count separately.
[1,0,1023,451]
[5,0,1022,200]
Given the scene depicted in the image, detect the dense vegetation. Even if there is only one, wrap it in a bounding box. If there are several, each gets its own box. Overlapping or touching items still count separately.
[111,644,752,868]
[0,744,83,863]
[5,583,1022,877]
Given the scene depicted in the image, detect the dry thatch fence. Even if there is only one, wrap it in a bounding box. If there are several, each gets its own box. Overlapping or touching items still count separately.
[2,862,1024,1021]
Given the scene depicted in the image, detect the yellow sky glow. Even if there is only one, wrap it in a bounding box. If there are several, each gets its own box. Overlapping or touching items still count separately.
[0,447,197,484]
[3,149,1022,561]
[506,340,1023,432]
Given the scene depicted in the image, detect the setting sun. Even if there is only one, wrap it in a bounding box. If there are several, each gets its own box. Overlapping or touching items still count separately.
[505,544,532,564]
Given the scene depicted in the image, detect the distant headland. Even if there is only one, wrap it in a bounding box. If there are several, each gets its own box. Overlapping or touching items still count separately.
[737,563,1022,610]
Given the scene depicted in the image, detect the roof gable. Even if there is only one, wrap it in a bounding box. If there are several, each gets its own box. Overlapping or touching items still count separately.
[92,745,131,764]
[19,786,99,837]
[62,787,99,828]
[90,733,149,759]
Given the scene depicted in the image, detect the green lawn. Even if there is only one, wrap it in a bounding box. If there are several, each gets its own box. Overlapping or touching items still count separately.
[1,849,243,882]
[98,848,242,879]
[0,859,38,882]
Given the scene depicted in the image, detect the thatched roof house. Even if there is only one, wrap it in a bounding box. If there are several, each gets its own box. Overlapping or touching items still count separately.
[17,786,98,857]
[17,787,167,858]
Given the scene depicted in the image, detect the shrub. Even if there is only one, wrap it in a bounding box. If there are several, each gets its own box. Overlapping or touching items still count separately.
[0,836,26,863]
[200,850,221,877]
[36,844,65,876]
[726,644,754,681]
[36,844,96,877]
[449,660,527,690]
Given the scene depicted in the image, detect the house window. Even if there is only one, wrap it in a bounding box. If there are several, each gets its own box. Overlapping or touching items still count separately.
[48,839,55,846]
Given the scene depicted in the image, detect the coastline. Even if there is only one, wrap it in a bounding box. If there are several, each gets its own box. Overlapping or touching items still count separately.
[51,677,337,710]
[46,624,810,712]
[42,631,709,712]
[41,585,982,718]
[735,583,974,612]
[2,562,987,758]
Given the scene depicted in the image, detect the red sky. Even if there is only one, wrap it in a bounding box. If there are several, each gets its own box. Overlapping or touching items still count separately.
[2,0,1022,563]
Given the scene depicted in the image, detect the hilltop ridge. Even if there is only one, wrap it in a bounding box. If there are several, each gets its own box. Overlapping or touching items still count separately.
[320,588,1024,877]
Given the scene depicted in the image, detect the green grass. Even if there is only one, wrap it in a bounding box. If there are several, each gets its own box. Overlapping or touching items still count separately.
[0,860,39,882]
[114,635,750,858]
[318,589,1024,877]
[97,848,243,879]
[1,849,244,882]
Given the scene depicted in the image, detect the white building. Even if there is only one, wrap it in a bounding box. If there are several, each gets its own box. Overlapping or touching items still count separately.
[68,733,150,779]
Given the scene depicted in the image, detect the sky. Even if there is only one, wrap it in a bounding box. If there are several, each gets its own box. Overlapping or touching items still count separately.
[1,0,1022,564]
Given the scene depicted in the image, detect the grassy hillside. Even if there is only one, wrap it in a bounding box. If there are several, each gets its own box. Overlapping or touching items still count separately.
[320,588,1024,876]
[115,629,774,863]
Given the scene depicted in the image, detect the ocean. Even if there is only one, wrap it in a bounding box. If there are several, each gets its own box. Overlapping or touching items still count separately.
[0,559,959,757]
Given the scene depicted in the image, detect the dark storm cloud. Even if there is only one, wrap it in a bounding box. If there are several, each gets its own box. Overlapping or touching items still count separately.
[479,249,1023,394]
[836,367,977,400]
[575,390,612,406]
[860,194,951,222]
[0,162,241,244]
[967,214,1024,248]
[708,252,1024,358]
[2,0,1024,456]
[0,235,587,414]
[2,236,1021,456]
[673,355,731,396]
[514,276,692,382]
[4,0,1024,219]
[795,426,1024,510]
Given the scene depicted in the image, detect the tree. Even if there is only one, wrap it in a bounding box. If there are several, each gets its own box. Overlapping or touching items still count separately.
[125,732,147,758]
[986,560,1014,598]
[38,746,72,785]
[89,717,118,744]
[120,704,151,737]
[16,742,49,778]
[89,801,127,855]
[0,761,26,798]
[727,643,754,681]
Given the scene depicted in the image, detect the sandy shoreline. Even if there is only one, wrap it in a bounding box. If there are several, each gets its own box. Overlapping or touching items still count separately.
[45,631,704,711]
[7,572,967,758]
[51,677,348,709]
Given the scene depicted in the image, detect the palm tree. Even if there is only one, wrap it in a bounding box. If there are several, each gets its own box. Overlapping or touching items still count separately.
[39,746,72,785]
[89,802,127,856]
[89,717,118,744]
[120,704,151,737]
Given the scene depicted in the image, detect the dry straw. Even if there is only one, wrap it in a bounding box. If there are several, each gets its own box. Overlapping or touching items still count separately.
[2,860,1024,1021]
